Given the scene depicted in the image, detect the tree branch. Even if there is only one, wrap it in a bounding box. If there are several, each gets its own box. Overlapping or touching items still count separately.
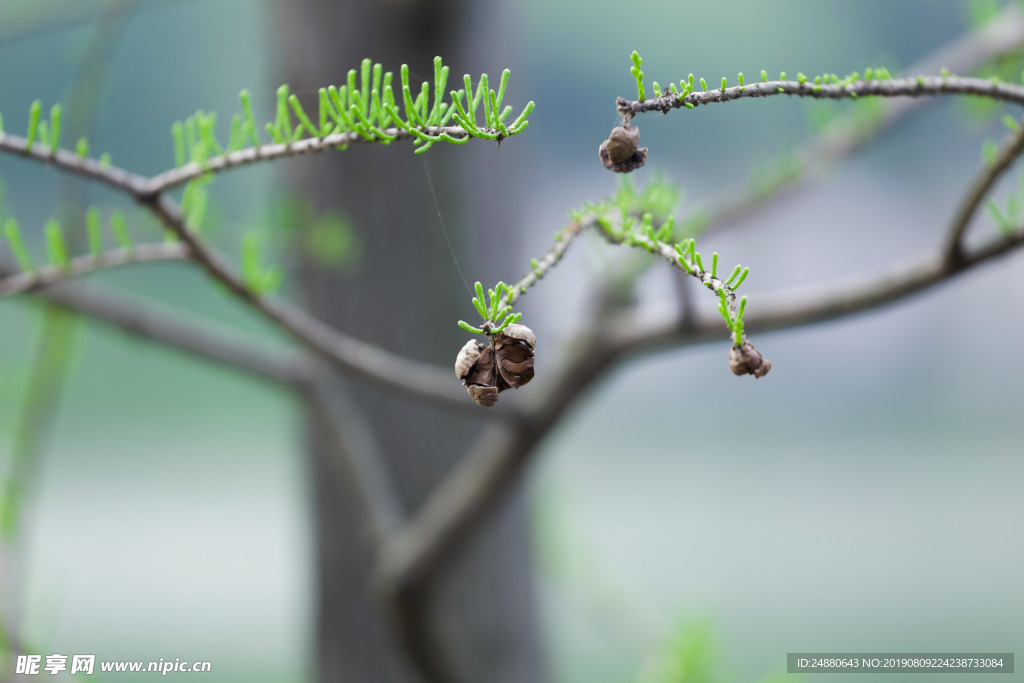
[0,243,188,296]
[0,132,483,412]
[375,219,1024,626]
[1,268,309,387]
[0,133,150,195]
[701,3,1024,234]
[943,114,1024,264]
[618,75,1024,119]
[376,297,623,595]
[142,196,477,412]
[497,218,586,309]
[377,203,1024,635]
[594,218,752,344]
[612,227,1024,354]
[375,325,623,683]
[143,124,512,195]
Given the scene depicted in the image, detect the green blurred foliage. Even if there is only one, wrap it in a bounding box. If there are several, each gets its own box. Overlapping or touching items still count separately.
[270,195,362,272]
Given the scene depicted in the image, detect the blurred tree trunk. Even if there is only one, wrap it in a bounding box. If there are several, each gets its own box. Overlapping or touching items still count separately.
[276,2,543,682]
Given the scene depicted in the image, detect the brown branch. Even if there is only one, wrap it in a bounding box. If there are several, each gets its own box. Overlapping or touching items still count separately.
[943,115,1024,265]
[611,227,1024,354]
[619,74,1024,119]
[375,221,1024,629]
[0,133,150,195]
[0,125,516,200]
[375,325,622,681]
[0,243,188,296]
[1,268,309,387]
[702,3,1024,234]
[142,124,511,195]
[0,133,479,411]
[142,196,476,412]
[497,217,586,309]
[376,298,623,594]
[376,147,1024,631]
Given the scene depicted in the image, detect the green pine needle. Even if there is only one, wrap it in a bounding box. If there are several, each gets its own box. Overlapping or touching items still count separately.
[110,210,132,248]
[4,218,36,272]
[172,122,186,166]
[48,104,62,153]
[238,89,261,147]
[733,267,750,289]
[45,219,70,267]
[25,100,41,151]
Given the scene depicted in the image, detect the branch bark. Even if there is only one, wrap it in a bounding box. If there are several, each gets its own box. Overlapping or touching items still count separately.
[943,114,1024,264]
[372,18,1024,663]
[612,228,1024,353]
[618,75,1024,118]
[377,296,624,605]
[142,196,479,411]
[701,3,1024,234]
[143,124,517,194]
[0,243,188,295]
[2,269,309,387]
[0,134,480,411]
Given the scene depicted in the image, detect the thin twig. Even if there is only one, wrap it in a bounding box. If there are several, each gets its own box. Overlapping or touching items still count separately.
[612,227,1024,352]
[0,133,150,195]
[378,26,1024,583]
[595,221,750,344]
[701,4,1024,234]
[943,115,1024,264]
[0,243,189,296]
[0,265,309,387]
[0,133,479,411]
[0,122,510,198]
[618,75,1024,118]
[377,301,623,594]
[501,212,754,351]
[498,218,586,309]
[142,196,479,412]
[144,124,507,194]
[377,220,1024,601]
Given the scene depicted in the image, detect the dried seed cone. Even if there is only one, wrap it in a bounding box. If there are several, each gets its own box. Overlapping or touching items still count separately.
[729,342,772,379]
[454,324,538,407]
[599,124,648,173]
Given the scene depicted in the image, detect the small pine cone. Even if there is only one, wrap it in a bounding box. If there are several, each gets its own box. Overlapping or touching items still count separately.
[729,342,772,378]
[453,323,538,407]
[599,124,648,173]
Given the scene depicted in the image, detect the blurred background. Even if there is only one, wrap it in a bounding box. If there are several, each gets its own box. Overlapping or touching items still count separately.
[1,0,1022,681]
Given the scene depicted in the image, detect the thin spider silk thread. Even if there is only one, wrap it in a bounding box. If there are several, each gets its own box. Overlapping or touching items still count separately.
[423,158,472,296]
